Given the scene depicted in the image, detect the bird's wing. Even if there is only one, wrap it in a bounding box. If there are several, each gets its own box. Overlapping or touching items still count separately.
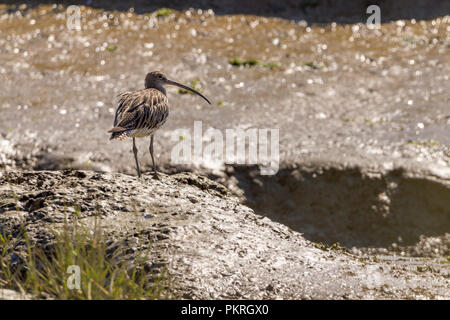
[113,89,168,131]
[113,91,135,127]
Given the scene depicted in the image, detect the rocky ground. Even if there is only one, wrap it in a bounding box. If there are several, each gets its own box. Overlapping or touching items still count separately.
[0,170,449,299]
[0,2,449,299]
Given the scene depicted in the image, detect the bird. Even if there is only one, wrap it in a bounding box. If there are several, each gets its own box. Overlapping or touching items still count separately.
[108,71,211,178]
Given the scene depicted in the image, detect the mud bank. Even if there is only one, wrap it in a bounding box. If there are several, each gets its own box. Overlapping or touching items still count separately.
[1,170,449,299]
[2,134,449,259]
[0,3,449,256]
[0,4,449,299]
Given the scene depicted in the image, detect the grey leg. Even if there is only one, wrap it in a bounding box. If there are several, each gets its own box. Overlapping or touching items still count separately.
[133,138,141,178]
[149,134,159,179]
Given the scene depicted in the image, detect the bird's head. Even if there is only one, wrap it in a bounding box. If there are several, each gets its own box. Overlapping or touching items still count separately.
[145,71,168,87]
[145,71,211,104]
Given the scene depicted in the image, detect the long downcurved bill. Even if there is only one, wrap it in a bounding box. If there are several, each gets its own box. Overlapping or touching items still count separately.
[166,80,211,104]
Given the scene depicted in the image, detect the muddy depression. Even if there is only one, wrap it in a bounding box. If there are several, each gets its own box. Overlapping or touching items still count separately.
[0,1,449,299]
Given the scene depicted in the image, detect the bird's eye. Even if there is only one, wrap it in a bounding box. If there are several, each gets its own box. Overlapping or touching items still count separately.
[158,75,163,79]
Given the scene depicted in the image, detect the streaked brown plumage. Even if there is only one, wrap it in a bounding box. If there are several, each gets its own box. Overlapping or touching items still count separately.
[109,89,169,141]
[109,71,211,178]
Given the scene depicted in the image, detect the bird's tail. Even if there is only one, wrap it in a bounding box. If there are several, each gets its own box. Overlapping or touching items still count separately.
[108,127,128,141]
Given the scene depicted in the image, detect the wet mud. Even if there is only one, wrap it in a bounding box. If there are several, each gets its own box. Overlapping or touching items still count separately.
[0,3,449,298]
[1,170,449,299]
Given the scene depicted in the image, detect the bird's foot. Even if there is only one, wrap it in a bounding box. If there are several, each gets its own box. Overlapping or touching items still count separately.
[152,171,160,180]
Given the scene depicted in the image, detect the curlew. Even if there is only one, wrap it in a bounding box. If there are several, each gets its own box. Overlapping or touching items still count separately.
[109,71,211,178]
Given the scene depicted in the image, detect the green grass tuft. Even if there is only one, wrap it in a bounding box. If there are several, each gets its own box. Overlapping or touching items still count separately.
[0,219,168,299]
[406,139,439,147]
[229,58,260,67]
[440,256,450,264]
[263,62,281,70]
[229,58,282,70]
[156,8,172,17]
[106,45,118,52]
